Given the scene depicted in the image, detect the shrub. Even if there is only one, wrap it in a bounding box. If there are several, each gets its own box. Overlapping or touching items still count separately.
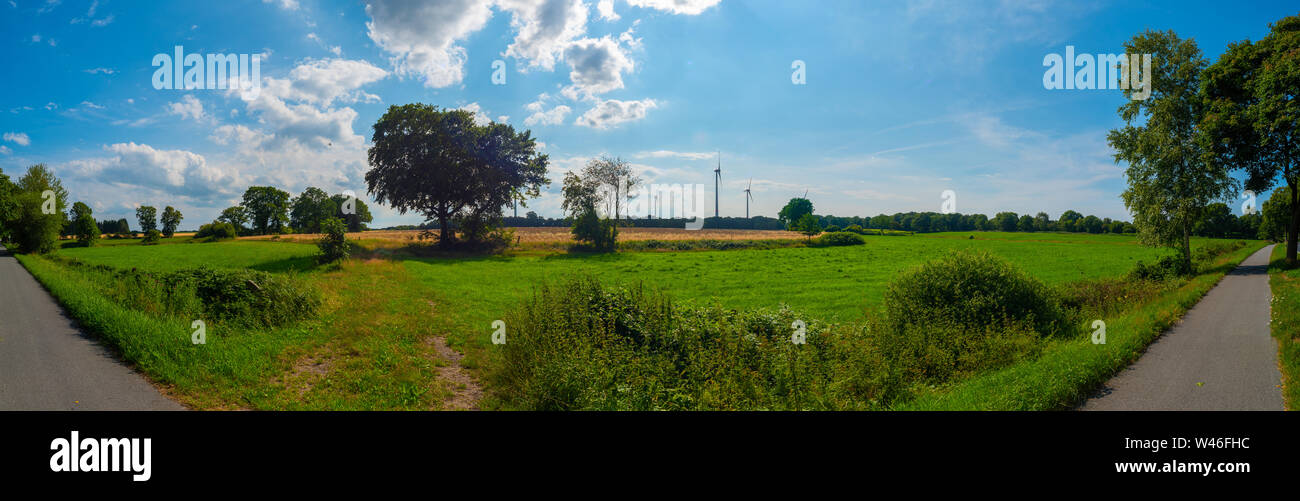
[843,224,866,235]
[815,231,865,247]
[73,214,99,247]
[493,277,904,410]
[571,209,617,251]
[317,217,349,263]
[195,221,238,241]
[1128,254,1190,281]
[141,229,161,245]
[882,250,1071,337]
[824,224,841,233]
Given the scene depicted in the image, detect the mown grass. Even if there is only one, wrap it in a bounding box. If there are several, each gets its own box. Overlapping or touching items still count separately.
[1268,245,1300,410]
[20,231,1262,410]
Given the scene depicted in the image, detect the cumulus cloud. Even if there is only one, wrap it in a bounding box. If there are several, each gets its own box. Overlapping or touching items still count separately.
[456,102,493,126]
[276,58,388,105]
[574,98,657,128]
[562,36,635,100]
[499,0,589,71]
[597,0,620,20]
[64,142,233,197]
[167,95,204,121]
[523,94,572,126]
[626,0,721,15]
[3,132,31,146]
[365,0,494,88]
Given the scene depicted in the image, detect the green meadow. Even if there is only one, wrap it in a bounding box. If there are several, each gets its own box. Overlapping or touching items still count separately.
[20,231,1265,410]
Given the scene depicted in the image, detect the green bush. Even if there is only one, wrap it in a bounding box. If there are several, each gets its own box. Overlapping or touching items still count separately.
[141,229,162,245]
[195,221,238,241]
[824,224,841,233]
[843,224,866,235]
[571,209,617,251]
[493,277,904,410]
[815,231,865,246]
[1128,254,1190,281]
[317,217,349,262]
[883,250,1072,337]
[49,257,320,329]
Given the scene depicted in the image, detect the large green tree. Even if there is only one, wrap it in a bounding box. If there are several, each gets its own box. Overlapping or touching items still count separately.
[0,167,18,243]
[217,206,249,234]
[1109,30,1236,272]
[135,205,158,233]
[241,186,291,235]
[365,104,549,246]
[1260,186,1294,242]
[1201,15,1300,266]
[290,187,336,234]
[330,193,373,232]
[778,198,813,229]
[11,164,68,253]
[160,206,183,237]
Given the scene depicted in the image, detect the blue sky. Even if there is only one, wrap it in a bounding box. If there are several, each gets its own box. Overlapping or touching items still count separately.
[1,0,1296,228]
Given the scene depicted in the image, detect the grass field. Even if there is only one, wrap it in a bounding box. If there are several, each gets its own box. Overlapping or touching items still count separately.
[1268,244,1299,410]
[18,230,1266,410]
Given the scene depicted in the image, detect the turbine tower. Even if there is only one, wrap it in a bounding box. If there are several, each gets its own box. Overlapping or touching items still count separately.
[744,178,753,219]
[713,151,722,218]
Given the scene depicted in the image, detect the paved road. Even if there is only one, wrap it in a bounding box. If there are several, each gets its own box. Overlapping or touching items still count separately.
[1081,244,1283,411]
[0,245,183,410]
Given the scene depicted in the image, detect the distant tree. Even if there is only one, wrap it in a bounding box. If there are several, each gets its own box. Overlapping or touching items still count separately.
[160,206,183,237]
[366,104,549,246]
[141,229,161,245]
[11,164,68,253]
[563,171,616,250]
[1201,15,1300,266]
[241,186,291,235]
[869,214,893,230]
[994,212,1019,232]
[1034,212,1051,232]
[1110,30,1234,272]
[1017,214,1035,232]
[290,187,336,234]
[583,155,639,221]
[329,193,373,232]
[778,198,814,230]
[796,213,822,241]
[1194,203,1236,238]
[217,206,249,235]
[70,202,99,247]
[135,205,158,233]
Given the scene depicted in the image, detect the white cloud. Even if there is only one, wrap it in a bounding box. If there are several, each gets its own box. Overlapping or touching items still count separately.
[634,150,714,160]
[562,36,635,100]
[522,93,572,126]
[626,0,721,15]
[83,67,116,75]
[498,0,590,71]
[574,98,657,128]
[79,101,105,110]
[263,0,299,10]
[167,95,205,121]
[456,102,493,126]
[65,142,233,197]
[3,132,31,146]
[0,146,11,155]
[597,0,620,20]
[364,0,494,88]
[274,58,389,106]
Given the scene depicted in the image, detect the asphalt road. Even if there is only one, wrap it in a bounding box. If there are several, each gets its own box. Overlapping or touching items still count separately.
[1081,244,1283,411]
[0,245,183,410]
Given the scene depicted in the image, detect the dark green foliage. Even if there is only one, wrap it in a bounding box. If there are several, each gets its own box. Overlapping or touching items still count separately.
[883,250,1072,338]
[570,208,617,251]
[10,165,68,254]
[778,197,813,229]
[241,186,291,235]
[814,231,865,246]
[141,229,162,245]
[317,217,350,263]
[195,221,238,241]
[160,206,183,237]
[795,213,821,240]
[135,206,158,233]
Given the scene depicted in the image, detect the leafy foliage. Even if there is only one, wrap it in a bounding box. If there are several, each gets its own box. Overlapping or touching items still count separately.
[160,206,183,237]
[317,217,350,263]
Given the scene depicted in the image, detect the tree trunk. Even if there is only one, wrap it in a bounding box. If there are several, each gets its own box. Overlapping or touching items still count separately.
[1288,178,1299,267]
[438,214,452,247]
[1182,222,1192,274]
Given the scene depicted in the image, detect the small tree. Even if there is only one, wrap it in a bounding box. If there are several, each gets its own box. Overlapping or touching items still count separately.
[563,171,617,251]
[218,206,249,235]
[141,229,161,245]
[779,198,814,230]
[241,186,291,235]
[161,206,183,237]
[796,213,822,241]
[70,202,99,247]
[317,217,350,263]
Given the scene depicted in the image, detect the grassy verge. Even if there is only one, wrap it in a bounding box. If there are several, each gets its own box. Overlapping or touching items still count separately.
[897,241,1268,410]
[1268,245,1299,410]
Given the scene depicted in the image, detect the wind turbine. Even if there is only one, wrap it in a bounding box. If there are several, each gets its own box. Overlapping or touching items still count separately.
[714,151,722,218]
[744,178,753,219]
